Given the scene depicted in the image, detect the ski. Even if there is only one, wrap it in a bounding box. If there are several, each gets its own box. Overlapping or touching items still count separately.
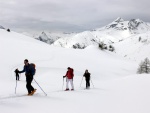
[0,93,40,100]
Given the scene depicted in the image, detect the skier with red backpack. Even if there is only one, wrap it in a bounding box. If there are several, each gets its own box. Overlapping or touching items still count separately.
[18,59,37,96]
[63,67,74,91]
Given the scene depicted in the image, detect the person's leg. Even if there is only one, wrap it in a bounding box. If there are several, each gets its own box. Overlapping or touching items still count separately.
[16,75,17,81]
[30,76,34,92]
[26,76,34,94]
[26,77,32,94]
[86,79,88,88]
[87,79,90,88]
[18,74,19,81]
[66,78,69,90]
[70,79,74,90]
[30,77,37,95]
[16,75,19,80]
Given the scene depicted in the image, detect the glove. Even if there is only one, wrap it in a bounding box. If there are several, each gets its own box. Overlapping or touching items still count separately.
[63,76,66,78]
[14,68,18,72]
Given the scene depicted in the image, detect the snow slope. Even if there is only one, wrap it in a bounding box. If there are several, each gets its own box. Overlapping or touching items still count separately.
[1,28,150,113]
[53,31,99,49]
[114,31,150,61]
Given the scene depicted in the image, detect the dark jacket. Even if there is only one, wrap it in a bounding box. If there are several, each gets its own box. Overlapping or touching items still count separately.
[19,64,34,76]
[83,72,90,79]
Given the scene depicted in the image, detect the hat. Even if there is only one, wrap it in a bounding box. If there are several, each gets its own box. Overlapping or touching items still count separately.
[67,67,70,69]
[24,59,28,62]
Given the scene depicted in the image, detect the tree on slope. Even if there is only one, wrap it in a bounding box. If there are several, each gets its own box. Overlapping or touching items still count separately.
[109,45,115,52]
[137,58,150,74]
[99,42,107,50]
[7,28,10,32]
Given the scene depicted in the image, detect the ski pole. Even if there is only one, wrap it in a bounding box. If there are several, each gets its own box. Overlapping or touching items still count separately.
[14,72,17,94]
[62,77,64,90]
[33,78,47,96]
[15,79,17,94]
[90,78,94,88]
[19,73,21,80]
[80,76,83,87]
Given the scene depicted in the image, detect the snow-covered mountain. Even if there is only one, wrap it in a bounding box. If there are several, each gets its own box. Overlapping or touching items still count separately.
[104,17,150,34]
[52,17,150,49]
[0,25,5,29]
[49,18,150,61]
[36,32,52,44]
[36,31,76,44]
[53,31,99,49]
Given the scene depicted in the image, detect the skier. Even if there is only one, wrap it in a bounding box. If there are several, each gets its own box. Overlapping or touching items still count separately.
[83,69,90,89]
[14,68,20,81]
[63,67,74,91]
[18,59,36,96]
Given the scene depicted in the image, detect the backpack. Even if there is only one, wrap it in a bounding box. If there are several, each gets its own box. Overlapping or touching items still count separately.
[30,63,36,75]
[70,68,74,77]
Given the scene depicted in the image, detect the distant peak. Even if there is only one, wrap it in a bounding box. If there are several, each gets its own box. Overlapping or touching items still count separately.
[114,17,124,23]
[0,25,5,29]
[42,31,46,34]
[105,17,125,29]
[129,18,144,23]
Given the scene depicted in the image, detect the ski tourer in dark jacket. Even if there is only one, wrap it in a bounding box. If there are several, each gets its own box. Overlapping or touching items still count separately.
[18,59,36,96]
[83,70,90,89]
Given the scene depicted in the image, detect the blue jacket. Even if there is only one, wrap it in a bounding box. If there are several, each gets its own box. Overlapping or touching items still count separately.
[19,64,35,75]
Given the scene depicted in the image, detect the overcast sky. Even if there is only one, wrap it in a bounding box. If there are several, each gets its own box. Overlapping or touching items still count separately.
[0,0,150,34]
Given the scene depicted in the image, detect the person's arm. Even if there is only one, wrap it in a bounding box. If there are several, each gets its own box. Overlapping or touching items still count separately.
[63,71,68,78]
[83,73,85,77]
[18,66,25,73]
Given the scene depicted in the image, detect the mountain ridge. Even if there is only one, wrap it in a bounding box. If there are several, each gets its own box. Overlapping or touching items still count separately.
[34,17,150,49]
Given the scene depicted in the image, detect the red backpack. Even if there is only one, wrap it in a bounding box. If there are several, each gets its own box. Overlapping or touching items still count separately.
[70,68,74,77]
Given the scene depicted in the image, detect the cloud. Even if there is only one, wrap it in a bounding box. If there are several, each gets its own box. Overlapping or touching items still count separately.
[0,0,150,34]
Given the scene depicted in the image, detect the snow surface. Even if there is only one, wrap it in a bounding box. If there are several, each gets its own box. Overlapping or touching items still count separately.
[1,28,150,113]
[114,31,150,61]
